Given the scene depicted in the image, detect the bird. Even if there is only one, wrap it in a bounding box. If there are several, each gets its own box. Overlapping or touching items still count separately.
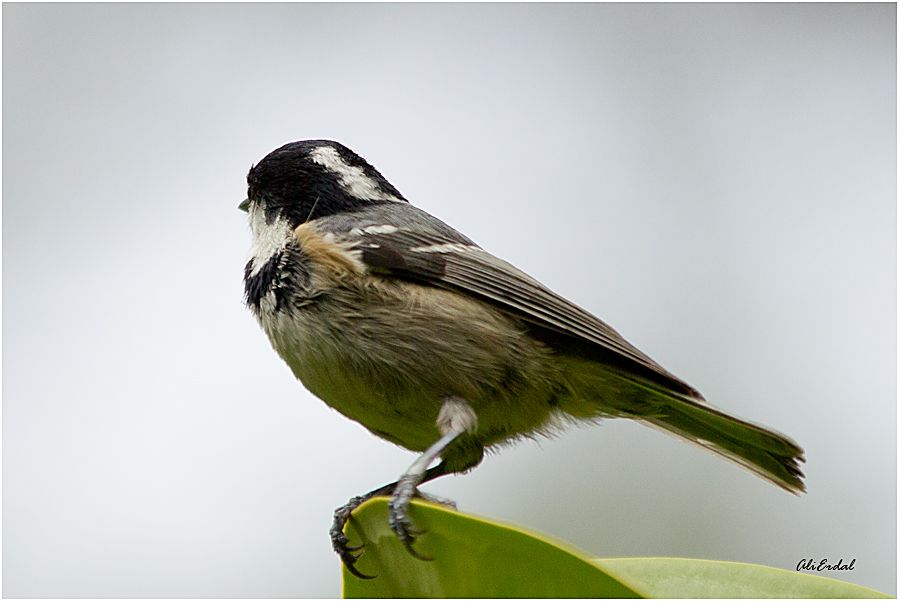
[240,139,805,578]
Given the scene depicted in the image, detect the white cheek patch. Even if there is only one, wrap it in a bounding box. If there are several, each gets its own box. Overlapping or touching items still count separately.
[247,203,293,276]
[309,146,402,202]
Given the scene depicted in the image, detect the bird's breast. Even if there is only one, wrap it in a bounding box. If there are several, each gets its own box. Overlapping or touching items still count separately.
[246,222,566,452]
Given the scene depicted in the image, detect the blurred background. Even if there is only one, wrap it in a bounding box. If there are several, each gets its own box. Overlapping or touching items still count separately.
[3,3,895,597]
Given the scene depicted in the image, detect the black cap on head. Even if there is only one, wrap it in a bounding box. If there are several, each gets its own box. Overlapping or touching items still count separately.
[246,140,406,226]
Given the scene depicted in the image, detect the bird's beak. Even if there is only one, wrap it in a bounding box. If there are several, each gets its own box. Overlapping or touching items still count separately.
[238,198,250,213]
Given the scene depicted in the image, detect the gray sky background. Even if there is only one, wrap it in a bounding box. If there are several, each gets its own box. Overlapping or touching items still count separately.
[3,3,895,598]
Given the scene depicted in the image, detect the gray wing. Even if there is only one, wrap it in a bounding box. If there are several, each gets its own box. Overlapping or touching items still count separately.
[318,204,703,401]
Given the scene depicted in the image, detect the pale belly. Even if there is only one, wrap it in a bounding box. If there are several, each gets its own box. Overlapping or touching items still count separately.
[258,280,566,454]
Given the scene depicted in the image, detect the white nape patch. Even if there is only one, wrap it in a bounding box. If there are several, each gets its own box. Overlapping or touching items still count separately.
[247,202,292,276]
[309,146,402,202]
[410,242,480,254]
[437,397,478,435]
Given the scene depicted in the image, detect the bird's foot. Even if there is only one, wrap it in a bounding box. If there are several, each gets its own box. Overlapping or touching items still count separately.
[388,473,433,561]
[333,458,458,578]
[331,492,389,579]
[414,490,457,510]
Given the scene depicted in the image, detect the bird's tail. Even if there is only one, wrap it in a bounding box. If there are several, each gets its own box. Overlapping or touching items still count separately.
[561,363,805,493]
[636,392,805,493]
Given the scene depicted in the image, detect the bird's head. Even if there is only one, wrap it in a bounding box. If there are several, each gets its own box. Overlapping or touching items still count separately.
[240,140,406,230]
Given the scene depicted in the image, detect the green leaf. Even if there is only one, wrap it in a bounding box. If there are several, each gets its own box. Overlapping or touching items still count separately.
[341,498,890,598]
[342,498,646,598]
[593,558,890,599]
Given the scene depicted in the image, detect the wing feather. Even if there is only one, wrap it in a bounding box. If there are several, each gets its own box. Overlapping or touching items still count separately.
[316,206,703,400]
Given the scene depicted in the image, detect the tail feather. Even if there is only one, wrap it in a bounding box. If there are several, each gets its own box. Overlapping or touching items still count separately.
[641,395,805,494]
[558,358,805,493]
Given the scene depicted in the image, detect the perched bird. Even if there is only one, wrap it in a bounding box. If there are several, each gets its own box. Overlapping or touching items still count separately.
[240,140,805,577]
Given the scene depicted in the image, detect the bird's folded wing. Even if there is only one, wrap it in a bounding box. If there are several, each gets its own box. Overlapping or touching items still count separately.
[323,207,702,401]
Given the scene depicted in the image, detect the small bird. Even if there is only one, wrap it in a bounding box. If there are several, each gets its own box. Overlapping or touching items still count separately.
[240,140,804,577]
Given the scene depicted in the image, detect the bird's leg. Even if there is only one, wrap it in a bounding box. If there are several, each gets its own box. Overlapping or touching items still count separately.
[331,463,449,579]
[333,396,477,577]
[388,396,477,560]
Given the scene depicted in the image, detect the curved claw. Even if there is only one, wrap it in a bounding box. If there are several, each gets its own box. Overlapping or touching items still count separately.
[333,536,376,579]
[332,503,379,579]
[401,536,434,562]
[344,559,376,580]
[389,499,434,562]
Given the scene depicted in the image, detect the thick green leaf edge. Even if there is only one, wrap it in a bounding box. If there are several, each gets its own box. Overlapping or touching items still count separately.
[342,497,646,598]
[594,557,890,599]
[342,498,890,598]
